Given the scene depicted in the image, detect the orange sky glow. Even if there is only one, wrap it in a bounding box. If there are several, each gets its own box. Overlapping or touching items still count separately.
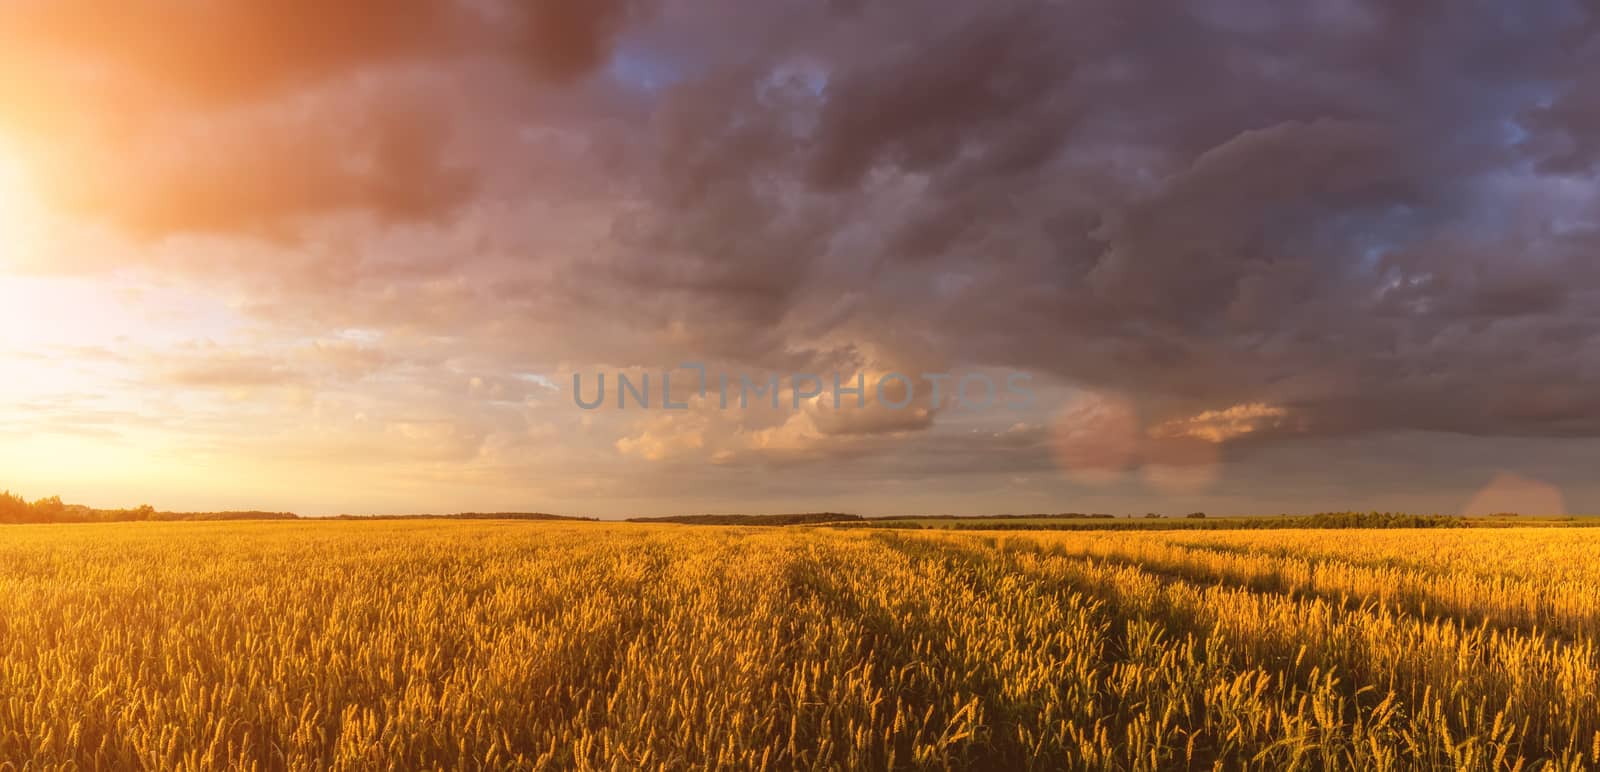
[2,1,1597,517]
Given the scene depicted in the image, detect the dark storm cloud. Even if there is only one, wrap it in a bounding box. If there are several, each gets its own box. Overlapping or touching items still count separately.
[806,2,1074,191]
[11,0,1600,460]
[577,0,1600,445]
[515,0,647,81]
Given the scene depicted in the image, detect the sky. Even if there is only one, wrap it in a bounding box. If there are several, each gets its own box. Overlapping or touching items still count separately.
[0,1,1598,517]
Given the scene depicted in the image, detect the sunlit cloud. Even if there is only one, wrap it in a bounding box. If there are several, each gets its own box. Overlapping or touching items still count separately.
[1149,403,1290,444]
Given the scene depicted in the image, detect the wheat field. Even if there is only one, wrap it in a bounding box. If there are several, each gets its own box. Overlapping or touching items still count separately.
[1,521,1597,770]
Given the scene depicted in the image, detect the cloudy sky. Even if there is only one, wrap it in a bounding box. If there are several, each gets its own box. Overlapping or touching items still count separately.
[1,1,1597,517]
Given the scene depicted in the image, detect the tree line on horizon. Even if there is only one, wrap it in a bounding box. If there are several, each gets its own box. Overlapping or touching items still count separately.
[0,491,1558,528]
[0,491,297,524]
[0,491,593,524]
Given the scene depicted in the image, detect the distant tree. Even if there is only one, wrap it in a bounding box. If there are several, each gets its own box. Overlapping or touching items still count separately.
[1185,512,1207,519]
[0,491,300,524]
[0,491,29,522]
[32,496,65,518]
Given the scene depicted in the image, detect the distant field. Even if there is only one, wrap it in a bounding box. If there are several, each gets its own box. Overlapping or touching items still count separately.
[1,521,1597,769]
[858,513,1590,530]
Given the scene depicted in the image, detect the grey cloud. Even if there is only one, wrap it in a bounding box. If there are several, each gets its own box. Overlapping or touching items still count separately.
[454,0,1600,448]
[18,0,1600,474]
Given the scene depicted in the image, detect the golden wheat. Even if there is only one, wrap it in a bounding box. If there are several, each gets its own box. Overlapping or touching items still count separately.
[0,521,1596,770]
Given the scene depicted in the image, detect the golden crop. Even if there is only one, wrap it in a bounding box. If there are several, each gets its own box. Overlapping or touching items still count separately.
[0,521,1597,770]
